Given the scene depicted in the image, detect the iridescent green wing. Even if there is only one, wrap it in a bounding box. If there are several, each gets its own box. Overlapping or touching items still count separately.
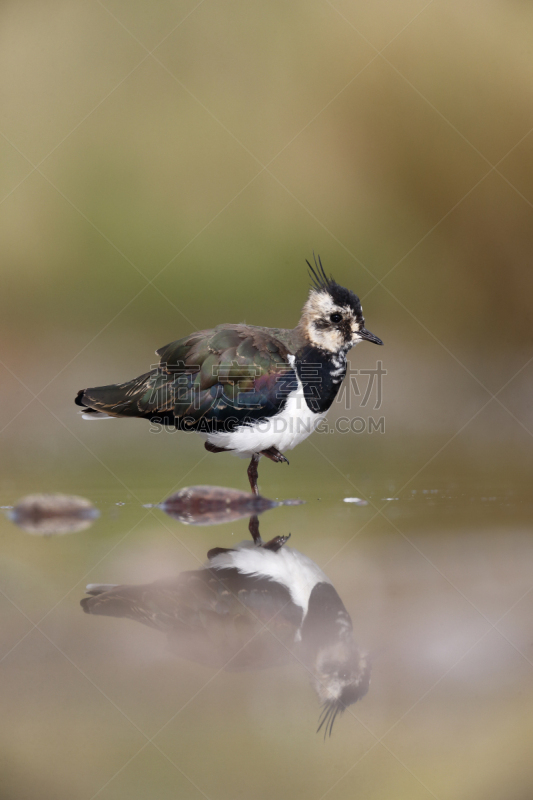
[142,325,296,428]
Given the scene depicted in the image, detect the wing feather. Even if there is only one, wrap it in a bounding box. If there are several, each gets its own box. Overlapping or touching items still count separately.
[78,324,297,430]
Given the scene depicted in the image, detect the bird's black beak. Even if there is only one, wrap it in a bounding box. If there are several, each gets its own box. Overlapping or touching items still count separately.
[359,328,383,346]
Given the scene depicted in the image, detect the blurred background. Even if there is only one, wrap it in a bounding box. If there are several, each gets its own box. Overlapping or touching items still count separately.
[1,1,532,799]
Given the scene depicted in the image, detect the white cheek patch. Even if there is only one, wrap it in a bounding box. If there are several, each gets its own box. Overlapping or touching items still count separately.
[305,292,338,318]
[313,329,343,351]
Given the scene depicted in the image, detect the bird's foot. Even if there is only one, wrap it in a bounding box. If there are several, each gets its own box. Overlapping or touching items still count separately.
[207,546,235,559]
[204,442,227,454]
[262,533,291,552]
[259,446,289,465]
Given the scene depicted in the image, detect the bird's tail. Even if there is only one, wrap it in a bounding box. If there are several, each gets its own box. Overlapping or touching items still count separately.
[80,581,175,632]
[81,584,141,620]
[75,372,153,419]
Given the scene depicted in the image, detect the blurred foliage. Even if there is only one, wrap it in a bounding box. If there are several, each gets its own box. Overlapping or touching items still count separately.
[1,0,532,484]
[1,1,532,454]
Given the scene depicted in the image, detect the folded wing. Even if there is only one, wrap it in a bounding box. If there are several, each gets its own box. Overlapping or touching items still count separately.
[76,325,297,432]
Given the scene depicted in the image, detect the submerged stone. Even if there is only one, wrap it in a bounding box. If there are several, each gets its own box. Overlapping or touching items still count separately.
[160,485,302,526]
[8,493,99,535]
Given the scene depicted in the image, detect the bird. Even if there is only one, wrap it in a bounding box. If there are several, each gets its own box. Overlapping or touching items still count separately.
[75,255,383,494]
[81,534,370,736]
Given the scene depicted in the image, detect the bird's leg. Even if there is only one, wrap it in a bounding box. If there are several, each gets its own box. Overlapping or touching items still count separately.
[262,533,291,552]
[247,453,260,495]
[259,446,289,465]
[248,514,263,546]
[247,449,287,495]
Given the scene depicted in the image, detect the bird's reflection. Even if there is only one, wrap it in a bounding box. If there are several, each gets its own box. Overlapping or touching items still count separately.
[81,516,369,736]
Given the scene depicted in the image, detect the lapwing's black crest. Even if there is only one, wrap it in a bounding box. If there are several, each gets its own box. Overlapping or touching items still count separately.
[307,252,333,293]
[316,665,371,739]
[307,252,364,325]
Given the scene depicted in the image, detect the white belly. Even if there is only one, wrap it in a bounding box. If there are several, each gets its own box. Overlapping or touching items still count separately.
[203,380,326,459]
[209,541,331,618]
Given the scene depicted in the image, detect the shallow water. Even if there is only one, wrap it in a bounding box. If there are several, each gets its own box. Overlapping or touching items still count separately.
[1,454,532,800]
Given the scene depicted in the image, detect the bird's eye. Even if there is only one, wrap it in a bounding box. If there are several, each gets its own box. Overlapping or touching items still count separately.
[330,312,342,324]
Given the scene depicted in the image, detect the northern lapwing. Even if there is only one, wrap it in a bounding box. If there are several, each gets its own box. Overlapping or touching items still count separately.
[81,537,370,736]
[75,256,383,493]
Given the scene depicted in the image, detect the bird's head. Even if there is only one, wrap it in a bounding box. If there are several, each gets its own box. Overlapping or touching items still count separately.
[299,255,383,353]
[313,640,371,738]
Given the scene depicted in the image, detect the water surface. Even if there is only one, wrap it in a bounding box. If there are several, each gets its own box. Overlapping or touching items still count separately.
[1,456,531,800]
